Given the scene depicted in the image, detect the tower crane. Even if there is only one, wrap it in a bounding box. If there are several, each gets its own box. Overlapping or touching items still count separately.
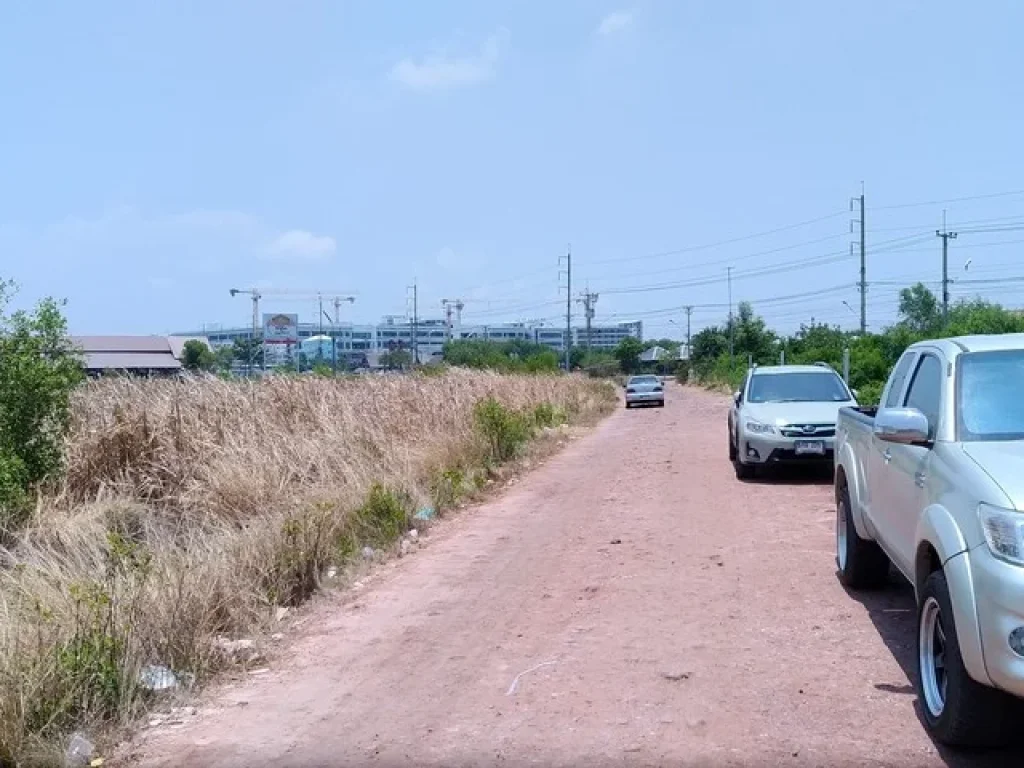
[441,298,465,339]
[228,287,358,372]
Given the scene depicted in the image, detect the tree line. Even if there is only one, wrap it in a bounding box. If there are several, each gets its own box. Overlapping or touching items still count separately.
[440,335,682,376]
[688,282,1024,403]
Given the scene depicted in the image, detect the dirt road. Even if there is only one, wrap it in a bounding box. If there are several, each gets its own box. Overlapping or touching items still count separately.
[128,387,1024,767]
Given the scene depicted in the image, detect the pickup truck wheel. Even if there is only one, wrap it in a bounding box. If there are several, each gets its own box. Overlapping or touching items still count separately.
[916,570,1021,746]
[835,482,889,589]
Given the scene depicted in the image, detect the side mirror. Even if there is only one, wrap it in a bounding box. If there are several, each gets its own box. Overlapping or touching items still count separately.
[733,390,742,406]
[851,388,859,400]
[874,407,930,445]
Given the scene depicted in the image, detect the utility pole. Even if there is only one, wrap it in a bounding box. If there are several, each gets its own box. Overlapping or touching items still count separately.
[851,187,867,334]
[937,210,957,323]
[578,289,599,350]
[684,305,693,359]
[727,267,734,372]
[566,248,572,370]
[412,280,419,365]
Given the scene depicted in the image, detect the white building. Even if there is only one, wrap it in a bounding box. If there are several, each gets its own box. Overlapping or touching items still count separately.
[177,318,642,368]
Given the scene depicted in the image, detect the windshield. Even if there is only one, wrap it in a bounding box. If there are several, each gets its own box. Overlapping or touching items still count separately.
[958,350,1024,441]
[747,372,850,403]
[629,376,659,385]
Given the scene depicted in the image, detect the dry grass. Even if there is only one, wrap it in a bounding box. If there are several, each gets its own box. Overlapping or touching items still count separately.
[0,370,615,766]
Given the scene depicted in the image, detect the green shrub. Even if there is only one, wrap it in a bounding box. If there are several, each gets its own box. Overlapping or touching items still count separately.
[855,381,884,407]
[0,282,83,530]
[473,397,533,462]
[0,454,29,527]
[443,339,559,373]
[531,402,557,428]
[355,484,408,545]
[22,532,152,739]
[268,503,335,606]
[430,467,465,511]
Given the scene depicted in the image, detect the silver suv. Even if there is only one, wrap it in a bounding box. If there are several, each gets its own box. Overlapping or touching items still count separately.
[728,364,857,479]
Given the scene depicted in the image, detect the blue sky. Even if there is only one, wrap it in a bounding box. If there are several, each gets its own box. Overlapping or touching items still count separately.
[3,1,1024,338]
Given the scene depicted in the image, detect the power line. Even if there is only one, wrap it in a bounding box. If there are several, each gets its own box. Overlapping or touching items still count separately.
[587,210,847,267]
[869,189,1024,211]
[598,252,855,296]
[583,232,848,283]
[601,283,856,320]
[459,229,937,312]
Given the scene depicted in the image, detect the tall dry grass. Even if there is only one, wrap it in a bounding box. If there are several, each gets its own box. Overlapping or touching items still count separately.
[0,370,615,765]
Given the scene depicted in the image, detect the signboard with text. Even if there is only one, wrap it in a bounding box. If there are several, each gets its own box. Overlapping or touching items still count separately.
[263,313,299,344]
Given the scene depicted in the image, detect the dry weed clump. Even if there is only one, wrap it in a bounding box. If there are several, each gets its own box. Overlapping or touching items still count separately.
[0,370,614,765]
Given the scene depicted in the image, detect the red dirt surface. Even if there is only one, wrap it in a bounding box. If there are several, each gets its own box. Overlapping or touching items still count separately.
[123,387,1024,767]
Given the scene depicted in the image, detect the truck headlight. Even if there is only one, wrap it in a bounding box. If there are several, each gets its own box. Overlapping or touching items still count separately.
[979,504,1024,566]
[745,421,775,435]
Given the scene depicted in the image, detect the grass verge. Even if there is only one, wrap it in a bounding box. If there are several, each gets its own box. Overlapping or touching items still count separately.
[0,370,615,766]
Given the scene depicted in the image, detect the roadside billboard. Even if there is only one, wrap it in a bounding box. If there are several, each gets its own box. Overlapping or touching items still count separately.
[263,313,299,344]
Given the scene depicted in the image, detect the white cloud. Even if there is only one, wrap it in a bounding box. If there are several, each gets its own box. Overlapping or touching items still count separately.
[390,30,508,91]
[265,229,337,261]
[597,10,634,36]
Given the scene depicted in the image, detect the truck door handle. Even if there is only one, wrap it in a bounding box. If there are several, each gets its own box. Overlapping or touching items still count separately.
[883,449,892,464]
[915,472,927,488]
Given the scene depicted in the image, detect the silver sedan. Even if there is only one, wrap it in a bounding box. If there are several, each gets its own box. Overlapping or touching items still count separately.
[625,375,665,408]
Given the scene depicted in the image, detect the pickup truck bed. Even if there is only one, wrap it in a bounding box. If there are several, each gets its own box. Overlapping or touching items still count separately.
[839,405,877,423]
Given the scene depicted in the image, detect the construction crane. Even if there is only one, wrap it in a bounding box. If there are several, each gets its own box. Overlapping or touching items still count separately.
[228,288,263,375]
[441,298,465,340]
[228,287,357,372]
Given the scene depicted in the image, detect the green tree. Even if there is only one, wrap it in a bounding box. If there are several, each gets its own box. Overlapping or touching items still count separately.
[181,339,216,372]
[213,345,235,372]
[691,325,728,362]
[946,298,1024,336]
[898,282,941,334]
[787,322,846,368]
[380,349,413,370]
[731,301,778,363]
[0,281,83,524]
[613,336,644,374]
[232,336,263,369]
[644,338,682,355]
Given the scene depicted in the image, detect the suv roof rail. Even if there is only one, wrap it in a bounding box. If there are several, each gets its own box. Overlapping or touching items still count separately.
[812,361,831,368]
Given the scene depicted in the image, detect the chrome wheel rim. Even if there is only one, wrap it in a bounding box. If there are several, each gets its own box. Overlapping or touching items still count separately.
[836,498,848,571]
[919,596,948,718]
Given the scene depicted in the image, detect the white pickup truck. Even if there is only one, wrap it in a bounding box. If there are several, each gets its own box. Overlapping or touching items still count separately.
[835,334,1024,747]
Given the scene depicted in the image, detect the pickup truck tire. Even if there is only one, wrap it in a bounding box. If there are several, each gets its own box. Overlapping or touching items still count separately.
[916,570,1021,747]
[835,481,889,589]
[728,432,737,461]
